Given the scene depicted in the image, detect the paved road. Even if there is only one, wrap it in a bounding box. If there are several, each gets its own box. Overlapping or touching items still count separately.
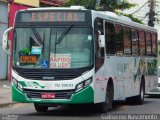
[0,96,160,120]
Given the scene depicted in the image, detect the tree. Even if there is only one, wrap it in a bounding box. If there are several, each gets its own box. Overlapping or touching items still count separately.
[99,0,136,12]
[63,0,96,10]
[64,0,143,23]
[122,13,144,24]
[64,0,136,11]
[148,0,156,27]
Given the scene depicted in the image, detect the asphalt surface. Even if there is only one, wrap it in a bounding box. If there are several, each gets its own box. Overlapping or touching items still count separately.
[0,96,160,120]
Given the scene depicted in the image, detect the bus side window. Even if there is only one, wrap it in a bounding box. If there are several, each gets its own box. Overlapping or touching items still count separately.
[94,18,104,71]
[95,30,104,71]
[131,29,138,56]
[139,30,146,56]
[114,24,123,55]
[105,22,115,54]
[152,33,157,57]
[123,26,131,55]
[146,32,152,56]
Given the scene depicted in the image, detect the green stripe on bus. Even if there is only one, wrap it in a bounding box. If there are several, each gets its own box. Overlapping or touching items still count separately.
[12,85,94,104]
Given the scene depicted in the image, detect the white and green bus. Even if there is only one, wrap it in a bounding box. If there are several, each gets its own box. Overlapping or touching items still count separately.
[2,6,158,112]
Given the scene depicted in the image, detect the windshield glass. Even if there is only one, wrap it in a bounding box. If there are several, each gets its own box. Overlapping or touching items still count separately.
[13,27,93,69]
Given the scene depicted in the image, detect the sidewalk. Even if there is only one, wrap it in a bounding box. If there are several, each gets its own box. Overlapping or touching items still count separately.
[0,80,14,107]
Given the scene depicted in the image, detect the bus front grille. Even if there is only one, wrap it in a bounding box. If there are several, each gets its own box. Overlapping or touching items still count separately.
[23,89,75,99]
[12,66,92,80]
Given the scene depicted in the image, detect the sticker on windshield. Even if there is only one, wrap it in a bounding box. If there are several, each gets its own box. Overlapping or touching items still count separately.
[88,35,92,41]
[20,55,37,64]
[31,46,42,55]
[41,60,49,68]
[50,54,71,68]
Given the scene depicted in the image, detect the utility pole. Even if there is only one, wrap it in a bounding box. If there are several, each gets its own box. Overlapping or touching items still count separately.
[148,0,156,27]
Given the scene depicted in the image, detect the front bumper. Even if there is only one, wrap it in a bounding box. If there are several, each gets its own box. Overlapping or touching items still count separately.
[12,85,94,104]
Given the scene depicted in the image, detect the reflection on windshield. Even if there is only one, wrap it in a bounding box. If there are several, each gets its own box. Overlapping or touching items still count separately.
[31,27,44,47]
[56,25,73,44]
[13,27,93,69]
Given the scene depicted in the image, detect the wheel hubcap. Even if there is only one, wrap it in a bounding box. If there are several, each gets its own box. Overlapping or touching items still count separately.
[140,88,144,101]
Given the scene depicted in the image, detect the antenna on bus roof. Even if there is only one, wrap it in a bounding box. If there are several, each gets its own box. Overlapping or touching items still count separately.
[70,6,85,10]
[99,11,117,18]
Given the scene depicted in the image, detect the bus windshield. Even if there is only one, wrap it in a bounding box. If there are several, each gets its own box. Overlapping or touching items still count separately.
[13,27,93,69]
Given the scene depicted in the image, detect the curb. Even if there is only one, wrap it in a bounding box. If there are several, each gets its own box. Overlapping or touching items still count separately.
[0,103,16,108]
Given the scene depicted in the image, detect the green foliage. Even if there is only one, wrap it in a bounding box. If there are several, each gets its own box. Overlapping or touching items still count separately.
[99,0,136,11]
[63,0,96,9]
[64,0,136,11]
[63,0,143,24]
[119,13,144,24]
[116,0,136,10]
[124,14,144,24]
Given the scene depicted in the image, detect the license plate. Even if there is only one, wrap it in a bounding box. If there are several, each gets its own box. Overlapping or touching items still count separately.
[41,93,56,99]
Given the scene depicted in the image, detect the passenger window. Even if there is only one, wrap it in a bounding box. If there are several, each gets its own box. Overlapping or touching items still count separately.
[139,30,146,56]
[94,18,104,71]
[105,22,115,54]
[114,24,123,55]
[146,32,152,55]
[132,29,138,55]
[152,33,157,56]
[123,26,131,55]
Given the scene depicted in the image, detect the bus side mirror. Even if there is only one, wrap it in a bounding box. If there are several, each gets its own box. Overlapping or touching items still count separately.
[2,27,13,55]
[98,31,105,48]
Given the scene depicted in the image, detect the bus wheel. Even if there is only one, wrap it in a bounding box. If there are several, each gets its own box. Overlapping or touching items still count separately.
[126,82,144,105]
[134,82,145,104]
[34,103,48,112]
[97,85,113,113]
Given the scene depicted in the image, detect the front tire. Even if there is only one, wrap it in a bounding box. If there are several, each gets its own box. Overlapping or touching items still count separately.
[34,103,48,112]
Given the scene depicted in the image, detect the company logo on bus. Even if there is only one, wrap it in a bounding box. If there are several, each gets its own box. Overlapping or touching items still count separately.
[43,77,55,80]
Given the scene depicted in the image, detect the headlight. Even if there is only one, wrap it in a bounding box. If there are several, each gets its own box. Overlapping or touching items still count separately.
[76,83,84,91]
[76,78,92,92]
[84,79,92,86]
[12,78,18,86]
[12,77,23,91]
[17,82,23,91]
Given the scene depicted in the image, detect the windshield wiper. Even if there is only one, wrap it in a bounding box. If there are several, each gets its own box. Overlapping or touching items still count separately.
[31,28,43,47]
[56,25,73,44]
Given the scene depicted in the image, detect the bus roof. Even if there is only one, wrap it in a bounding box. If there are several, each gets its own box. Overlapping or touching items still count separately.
[17,6,157,33]
[21,6,86,11]
[91,10,157,33]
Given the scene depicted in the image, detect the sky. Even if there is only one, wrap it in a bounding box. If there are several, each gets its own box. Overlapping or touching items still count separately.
[123,0,160,40]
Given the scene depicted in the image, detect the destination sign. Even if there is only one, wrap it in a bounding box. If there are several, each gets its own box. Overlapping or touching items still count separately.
[19,11,85,22]
[20,55,37,64]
